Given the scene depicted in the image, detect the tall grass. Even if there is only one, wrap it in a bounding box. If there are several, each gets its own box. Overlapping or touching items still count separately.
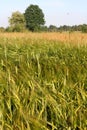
[0,33,87,130]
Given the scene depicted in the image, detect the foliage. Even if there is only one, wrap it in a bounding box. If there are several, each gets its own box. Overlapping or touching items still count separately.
[9,11,26,32]
[0,33,87,130]
[81,24,87,33]
[0,27,5,32]
[47,24,87,32]
[48,25,58,32]
[24,4,45,31]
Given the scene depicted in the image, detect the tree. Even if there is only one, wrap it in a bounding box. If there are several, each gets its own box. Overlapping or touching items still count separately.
[24,4,45,31]
[48,25,58,32]
[81,24,87,33]
[0,27,5,32]
[9,11,26,32]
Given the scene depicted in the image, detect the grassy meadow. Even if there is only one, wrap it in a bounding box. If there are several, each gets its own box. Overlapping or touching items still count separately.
[0,32,87,130]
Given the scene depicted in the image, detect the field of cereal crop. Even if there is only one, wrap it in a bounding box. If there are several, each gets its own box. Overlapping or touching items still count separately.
[0,32,87,130]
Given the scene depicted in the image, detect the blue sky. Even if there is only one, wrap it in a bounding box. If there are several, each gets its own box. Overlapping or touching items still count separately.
[0,0,87,27]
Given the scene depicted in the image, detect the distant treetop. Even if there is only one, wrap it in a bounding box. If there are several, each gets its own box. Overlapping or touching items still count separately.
[24,4,45,31]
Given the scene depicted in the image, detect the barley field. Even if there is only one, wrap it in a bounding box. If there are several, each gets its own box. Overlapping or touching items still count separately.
[0,32,87,130]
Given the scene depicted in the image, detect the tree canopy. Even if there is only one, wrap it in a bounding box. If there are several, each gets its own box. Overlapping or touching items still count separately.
[5,4,87,33]
[24,4,45,31]
[9,11,26,32]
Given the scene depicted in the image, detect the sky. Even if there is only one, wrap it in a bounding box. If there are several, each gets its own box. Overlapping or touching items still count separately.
[0,0,87,27]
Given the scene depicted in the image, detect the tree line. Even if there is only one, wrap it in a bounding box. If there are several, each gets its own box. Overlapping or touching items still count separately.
[0,4,87,33]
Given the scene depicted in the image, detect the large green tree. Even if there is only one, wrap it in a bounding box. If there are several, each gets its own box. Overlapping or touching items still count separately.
[9,11,26,32]
[24,4,45,31]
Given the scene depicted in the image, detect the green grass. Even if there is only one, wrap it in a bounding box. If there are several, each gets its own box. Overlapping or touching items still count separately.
[0,37,87,130]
